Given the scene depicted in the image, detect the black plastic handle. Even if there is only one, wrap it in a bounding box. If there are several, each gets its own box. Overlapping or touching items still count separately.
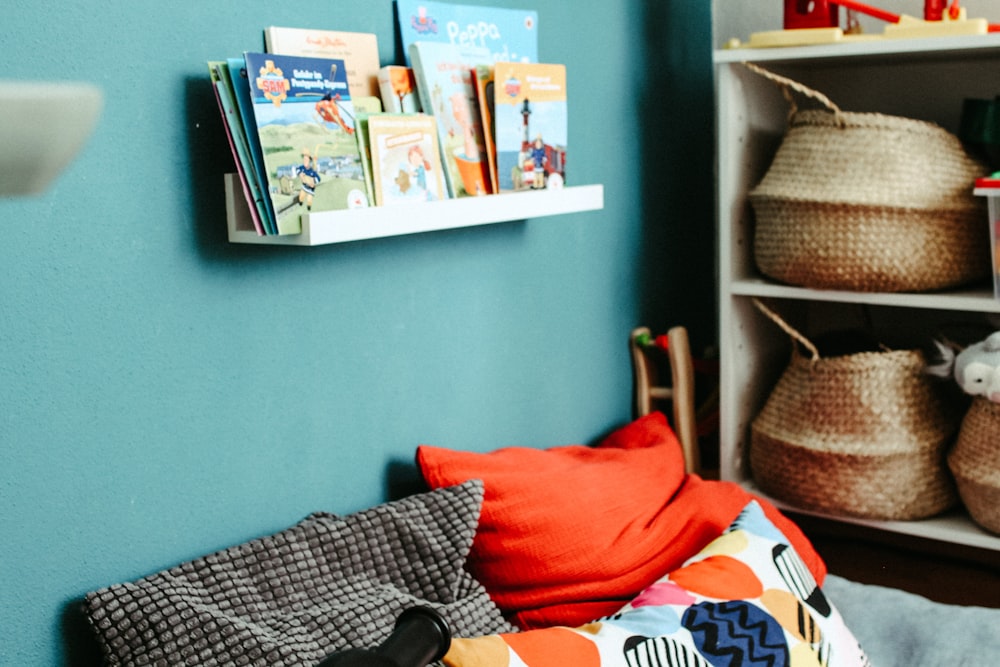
[316,606,452,667]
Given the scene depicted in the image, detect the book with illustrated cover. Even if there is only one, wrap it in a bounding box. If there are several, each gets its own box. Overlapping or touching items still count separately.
[471,64,498,195]
[492,62,567,193]
[378,66,421,113]
[409,41,494,198]
[367,113,446,206]
[264,27,381,102]
[208,60,266,235]
[243,52,370,235]
[395,0,538,66]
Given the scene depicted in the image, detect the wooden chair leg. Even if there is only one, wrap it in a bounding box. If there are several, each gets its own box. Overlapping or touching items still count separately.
[630,326,700,474]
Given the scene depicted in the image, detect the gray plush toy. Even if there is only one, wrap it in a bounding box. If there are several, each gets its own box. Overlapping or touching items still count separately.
[927,331,1000,403]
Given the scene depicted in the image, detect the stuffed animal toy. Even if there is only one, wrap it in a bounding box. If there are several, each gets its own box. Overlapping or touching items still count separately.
[927,331,1000,403]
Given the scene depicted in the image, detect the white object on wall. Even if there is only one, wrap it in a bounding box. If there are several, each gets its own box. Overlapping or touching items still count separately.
[0,81,103,197]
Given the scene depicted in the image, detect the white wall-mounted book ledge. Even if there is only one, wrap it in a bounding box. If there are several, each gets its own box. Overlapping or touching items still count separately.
[224,173,604,246]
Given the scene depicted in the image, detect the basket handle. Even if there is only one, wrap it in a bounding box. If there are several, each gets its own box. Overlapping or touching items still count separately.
[751,297,821,362]
[742,62,846,127]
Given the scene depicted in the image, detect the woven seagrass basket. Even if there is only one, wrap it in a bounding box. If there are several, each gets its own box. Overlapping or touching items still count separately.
[749,299,961,520]
[949,397,1000,534]
[746,63,989,293]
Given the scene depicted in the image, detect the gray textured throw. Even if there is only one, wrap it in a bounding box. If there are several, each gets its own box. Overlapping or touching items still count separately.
[823,574,1000,666]
[85,480,515,666]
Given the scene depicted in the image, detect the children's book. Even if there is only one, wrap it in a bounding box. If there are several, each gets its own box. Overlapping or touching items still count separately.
[352,96,384,117]
[395,0,538,66]
[471,64,498,195]
[264,27,381,102]
[378,66,421,113]
[228,56,279,234]
[409,41,494,198]
[492,62,567,193]
[208,60,267,235]
[367,113,447,206]
[351,96,384,205]
[355,112,376,204]
[243,52,370,235]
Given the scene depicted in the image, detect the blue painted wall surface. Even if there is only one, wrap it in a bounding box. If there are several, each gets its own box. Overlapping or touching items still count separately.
[0,1,713,663]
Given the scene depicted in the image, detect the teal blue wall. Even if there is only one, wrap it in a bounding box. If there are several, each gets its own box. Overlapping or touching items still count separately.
[0,1,713,663]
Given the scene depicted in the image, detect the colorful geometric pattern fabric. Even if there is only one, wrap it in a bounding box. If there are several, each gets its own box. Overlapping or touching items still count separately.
[442,500,870,667]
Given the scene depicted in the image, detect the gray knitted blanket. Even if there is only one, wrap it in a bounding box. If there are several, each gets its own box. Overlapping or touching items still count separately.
[84,480,515,666]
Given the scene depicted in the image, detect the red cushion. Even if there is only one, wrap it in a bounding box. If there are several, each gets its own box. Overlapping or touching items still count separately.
[416,412,826,629]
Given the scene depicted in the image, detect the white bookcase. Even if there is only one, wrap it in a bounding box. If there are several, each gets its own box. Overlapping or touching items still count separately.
[224,173,604,246]
[715,34,1000,553]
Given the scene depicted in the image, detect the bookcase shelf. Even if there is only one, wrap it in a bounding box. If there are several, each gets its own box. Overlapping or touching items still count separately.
[224,173,604,246]
[714,34,1000,556]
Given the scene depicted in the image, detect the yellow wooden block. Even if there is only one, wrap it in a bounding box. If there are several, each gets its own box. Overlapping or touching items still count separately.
[747,27,844,49]
[884,13,988,39]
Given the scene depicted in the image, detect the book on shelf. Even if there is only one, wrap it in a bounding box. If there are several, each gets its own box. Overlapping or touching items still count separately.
[409,41,494,198]
[242,52,370,235]
[471,64,498,195]
[227,56,279,234]
[263,26,381,105]
[378,65,421,113]
[208,60,267,235]
[353,99,384,205]
[395,0,539,66]
[209,9,572,237]
[367,113,447,206]
[492,62,567,193]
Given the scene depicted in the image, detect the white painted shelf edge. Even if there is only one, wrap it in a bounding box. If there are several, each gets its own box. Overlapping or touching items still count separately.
[224,173,604,246]
[743,480,1000,553]
[730,279,1000,314]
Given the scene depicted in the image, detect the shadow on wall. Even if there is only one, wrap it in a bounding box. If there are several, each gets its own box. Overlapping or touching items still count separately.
[61,599,103,666]
[636,0,716,354]
[55,78,245,667]
[184,75,258,259]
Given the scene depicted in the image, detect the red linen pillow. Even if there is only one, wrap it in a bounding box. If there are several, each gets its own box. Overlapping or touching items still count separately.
[416,412,826,629]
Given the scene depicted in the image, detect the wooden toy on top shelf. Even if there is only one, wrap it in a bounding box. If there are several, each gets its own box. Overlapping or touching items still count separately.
[735,0,1000,49]
[783,0,840,30]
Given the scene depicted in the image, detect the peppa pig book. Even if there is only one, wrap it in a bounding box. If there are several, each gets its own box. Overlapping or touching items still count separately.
[395,0,538,66]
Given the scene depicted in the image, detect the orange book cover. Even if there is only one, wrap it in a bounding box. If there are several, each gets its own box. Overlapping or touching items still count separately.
[493,62,567,193]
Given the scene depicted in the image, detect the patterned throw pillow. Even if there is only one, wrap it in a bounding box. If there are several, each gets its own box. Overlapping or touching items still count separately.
[442,500,870,667]
[84,480,515,666]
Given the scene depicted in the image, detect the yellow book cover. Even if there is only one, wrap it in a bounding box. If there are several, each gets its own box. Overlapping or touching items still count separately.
[367,113,447,206]
[265,26,380,101]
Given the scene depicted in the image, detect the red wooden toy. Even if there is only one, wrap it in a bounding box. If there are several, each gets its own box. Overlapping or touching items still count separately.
[784,0,840,29]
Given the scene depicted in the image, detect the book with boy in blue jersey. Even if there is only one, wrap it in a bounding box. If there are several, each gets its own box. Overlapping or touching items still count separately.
[242,52,370,235]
